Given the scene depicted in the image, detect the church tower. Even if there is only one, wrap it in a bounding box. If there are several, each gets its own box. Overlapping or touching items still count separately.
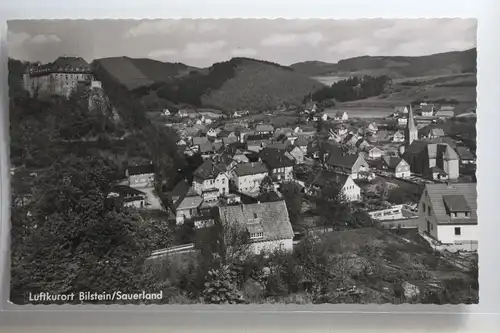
[405,103,418,148]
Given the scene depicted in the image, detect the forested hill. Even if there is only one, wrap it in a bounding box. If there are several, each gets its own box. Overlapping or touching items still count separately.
[291,48,477,78]
[93,57,324,112]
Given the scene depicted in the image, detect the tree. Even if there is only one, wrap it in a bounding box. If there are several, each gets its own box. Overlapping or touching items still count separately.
[279,182,303,227]
[259,175,274,194]
[10,155,158,304]
[316,180,351,230]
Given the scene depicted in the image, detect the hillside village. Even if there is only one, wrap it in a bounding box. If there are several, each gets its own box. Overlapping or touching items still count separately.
[10,53,478,305]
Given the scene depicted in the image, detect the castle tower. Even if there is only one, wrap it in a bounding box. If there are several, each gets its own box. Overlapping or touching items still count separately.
[405,104,418,148]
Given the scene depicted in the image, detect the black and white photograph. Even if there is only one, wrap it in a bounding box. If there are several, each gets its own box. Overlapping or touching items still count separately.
[8,18,478,305]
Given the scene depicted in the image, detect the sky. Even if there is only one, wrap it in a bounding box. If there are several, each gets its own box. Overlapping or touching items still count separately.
[7,19,477,68]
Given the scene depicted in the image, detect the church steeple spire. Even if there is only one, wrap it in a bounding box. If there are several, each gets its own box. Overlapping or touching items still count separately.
[405,103,418,147]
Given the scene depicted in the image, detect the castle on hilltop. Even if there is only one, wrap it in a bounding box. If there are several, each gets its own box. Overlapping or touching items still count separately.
[22,56,101,98]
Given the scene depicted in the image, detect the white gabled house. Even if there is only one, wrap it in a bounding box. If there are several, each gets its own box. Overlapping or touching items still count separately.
[418,183,477,251]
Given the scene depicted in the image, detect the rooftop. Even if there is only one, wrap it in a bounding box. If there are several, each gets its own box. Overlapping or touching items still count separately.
[233,162,269,177]
[259,148,296,169]
[127,164,155,176]
[29,57,92,76]
[193,160,227,180]
[424,183,477,225]
[218,201,294,242]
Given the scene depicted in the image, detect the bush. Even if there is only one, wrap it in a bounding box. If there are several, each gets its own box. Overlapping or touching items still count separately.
[201,265,245,304]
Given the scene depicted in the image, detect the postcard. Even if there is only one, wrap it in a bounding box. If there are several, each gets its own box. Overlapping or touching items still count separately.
[8,18,478,305]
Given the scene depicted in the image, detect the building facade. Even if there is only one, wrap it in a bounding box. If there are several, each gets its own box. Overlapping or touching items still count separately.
[23,57,94,98]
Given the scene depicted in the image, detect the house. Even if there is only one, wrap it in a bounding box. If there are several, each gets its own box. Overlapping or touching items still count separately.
[418,104,435,117]
[259,148,296,182]
[162,109,171,116]
[436,105,455,119]
[192,136,210,148]
[306,171,361,202]
[207,128,221,138]
[178,109,189,118]
[295,136,309,154]
[217,201,295,255]
[381,156,411,178]
[334,111,348,121]
[367,122,379,134]
[320,113,329,121]
[355,139,370,151]
[403,141,460,180]
[126,163,155,188]
[456,146,475,165]
[392,131,405,143]
[231,162,269,194]
[255,124,275,135]
[192,160,230,197]
[343,133,360,147]
[177,139,187,146]
[326,153,369,180]
[420,126,445,139]
[233,110,249,118]
[368,147,383,159]
[394,106,409,115]
[246,134,272,152]
[418,183,477,250]
[222,136,238,146]
[397,117,408,126]
[173,187,204,225]
[107,185,149,209]
[199,142,222,159]
[287,145,305,164]
[246,139,269,153]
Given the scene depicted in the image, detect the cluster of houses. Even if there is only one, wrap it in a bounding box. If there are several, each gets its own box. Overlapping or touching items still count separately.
[392,103,456,128]
[108,99,477,255]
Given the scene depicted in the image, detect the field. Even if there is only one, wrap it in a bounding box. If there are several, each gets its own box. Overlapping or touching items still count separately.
[314,73,476,118]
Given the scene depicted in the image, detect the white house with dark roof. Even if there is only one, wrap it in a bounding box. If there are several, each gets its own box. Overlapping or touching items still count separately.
[255,124,275,135]
[306,171,361,202]
[218,201,295,255]
[107,185,149,209]
[381,156,411,178]
[192,160,229,197]
[418,183,477,250]
[126,163,155,188]
[231,162,269,194]
[326,153,369,180]
[259,147,296,182]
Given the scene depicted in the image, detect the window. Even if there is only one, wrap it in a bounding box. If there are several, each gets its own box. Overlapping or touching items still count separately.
[454,227,461,236]
[253,213,258,218]
[422,203,426,212]
[427,206,431,216]
[451,212,457,218]
[465,212,471,218]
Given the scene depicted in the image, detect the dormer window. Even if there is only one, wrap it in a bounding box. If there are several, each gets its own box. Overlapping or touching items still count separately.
[250,232,264,240]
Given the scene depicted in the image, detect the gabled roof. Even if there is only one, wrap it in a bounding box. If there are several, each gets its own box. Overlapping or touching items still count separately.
[424,183,477,225]
[295,136,309,147]
[127,164,154,176]
[218,201,294,242]
[233,162,269,177]
[336,110,347,117]
[192,136,209,146]
[327,153,361,169]
[456,146,475,160]
[308,170,350,189]
[255,124,275,132]
[259,147,296,169]
[169,180,190,200]
[382,156,406,170]
[193,160,227,180]
[176,192,203,210]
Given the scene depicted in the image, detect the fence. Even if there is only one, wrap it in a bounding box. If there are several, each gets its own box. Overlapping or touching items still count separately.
[148,243,196,260]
